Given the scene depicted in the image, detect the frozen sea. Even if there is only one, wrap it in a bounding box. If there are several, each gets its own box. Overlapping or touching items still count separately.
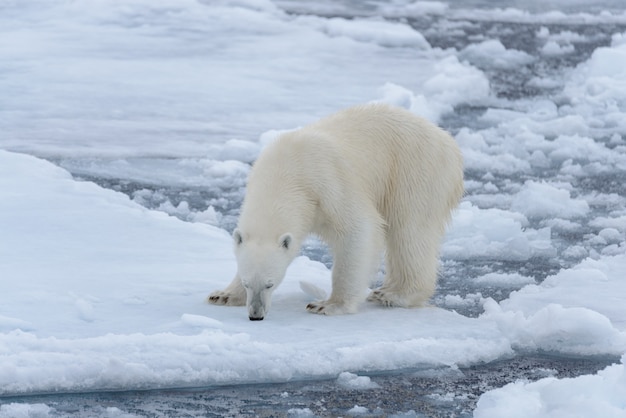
[1,0,626,417]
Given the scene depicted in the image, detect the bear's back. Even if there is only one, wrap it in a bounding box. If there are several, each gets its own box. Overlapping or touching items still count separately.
[246,103,463,229]
[301,103,463,219]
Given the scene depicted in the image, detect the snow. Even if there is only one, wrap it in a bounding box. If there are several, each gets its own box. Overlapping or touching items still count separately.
[460,39,534,70]
[0,0,487,158]
[298,16,431,49]
[511,181,590,220]
[287,408,315,417]
[541,40,575,56]
[337,372,381,390]
[347,404,370,415]
[443,202,555,261]
[1,0,626,416]
[474,355,626,418]
[472,273,536,288]
[376,54,491,122]
[0,403,52,418]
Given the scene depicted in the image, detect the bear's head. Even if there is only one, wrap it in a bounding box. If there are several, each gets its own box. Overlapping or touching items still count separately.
[233,228,296,320]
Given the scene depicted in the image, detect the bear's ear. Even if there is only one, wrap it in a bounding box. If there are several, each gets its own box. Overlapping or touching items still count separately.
[233,228,243,246]
[279,233,292,250]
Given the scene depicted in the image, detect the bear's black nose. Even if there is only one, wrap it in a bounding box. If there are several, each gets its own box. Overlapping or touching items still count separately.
[249,316,264,321]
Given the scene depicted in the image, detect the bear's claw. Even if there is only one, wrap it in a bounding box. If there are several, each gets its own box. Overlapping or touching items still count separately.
[306,302,327,314]
[208,295,228,304]
[305,300,356,315]
[207,291,245,306]
[367,290,396,307]
[368,289,427,308]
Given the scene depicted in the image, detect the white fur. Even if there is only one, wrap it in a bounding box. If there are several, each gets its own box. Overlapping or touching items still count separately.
[208,104,464,319]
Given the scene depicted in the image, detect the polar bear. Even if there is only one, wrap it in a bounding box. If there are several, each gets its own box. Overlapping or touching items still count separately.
[208,103,464,320]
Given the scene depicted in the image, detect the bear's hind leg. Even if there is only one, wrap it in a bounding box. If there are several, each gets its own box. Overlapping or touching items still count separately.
[368,222,440,308]
[208,274,246,306]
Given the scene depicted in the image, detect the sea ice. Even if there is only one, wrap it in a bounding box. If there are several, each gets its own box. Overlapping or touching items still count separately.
[1,1,625,414]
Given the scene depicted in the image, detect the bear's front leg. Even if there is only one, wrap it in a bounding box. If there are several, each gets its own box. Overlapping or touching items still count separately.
[306,220,382,315]
[207,274,246,306]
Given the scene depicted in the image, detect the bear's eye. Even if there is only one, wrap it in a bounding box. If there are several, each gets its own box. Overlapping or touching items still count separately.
[265,283,274,289]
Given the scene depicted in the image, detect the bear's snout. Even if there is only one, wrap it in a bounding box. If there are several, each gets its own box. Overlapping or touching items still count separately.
[248,293,269,321]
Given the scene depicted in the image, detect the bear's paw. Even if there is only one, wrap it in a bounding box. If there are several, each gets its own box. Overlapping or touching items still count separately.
[367,289,406,308]
[207,291,245,306]
[305,300,355,315]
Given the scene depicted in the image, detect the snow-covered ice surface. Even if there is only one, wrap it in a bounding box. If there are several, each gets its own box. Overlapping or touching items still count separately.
[2,0,626,416]
[474,354,626,418]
